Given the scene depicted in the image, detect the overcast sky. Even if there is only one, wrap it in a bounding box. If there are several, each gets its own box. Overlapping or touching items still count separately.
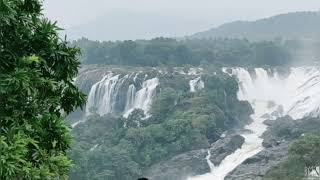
[43,0,320,41]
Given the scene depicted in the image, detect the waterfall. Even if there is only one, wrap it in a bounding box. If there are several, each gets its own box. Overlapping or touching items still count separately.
[85,73,159,119]
[89,144,99,152]
[86,73,128,116]
[232,67,320,119]
[124,84,137,112]
[189,66,320,180]
[206,151,215,171]
[190,77,204,92]
[123,78,159,118]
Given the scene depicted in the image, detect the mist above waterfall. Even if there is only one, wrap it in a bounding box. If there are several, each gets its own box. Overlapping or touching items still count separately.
[230,67,320,119]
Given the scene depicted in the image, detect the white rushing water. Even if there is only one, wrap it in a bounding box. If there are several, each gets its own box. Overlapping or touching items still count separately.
[85,73,159,118]
[86,73,128,116]
[190,77,205,92]
[89,144,99,152]
[189,66,320,180]
[205,150,215,172]
[123,78,159,118]
[124,84,137,113]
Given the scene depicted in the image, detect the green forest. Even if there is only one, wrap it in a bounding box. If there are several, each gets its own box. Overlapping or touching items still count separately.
[71,38,292,67]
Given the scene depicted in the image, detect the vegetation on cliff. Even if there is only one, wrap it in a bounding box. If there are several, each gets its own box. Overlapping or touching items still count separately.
[69,72,253,180]
[264,134,320,180]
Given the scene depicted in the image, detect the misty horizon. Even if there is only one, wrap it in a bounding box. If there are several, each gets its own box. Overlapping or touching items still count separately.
[43,0,320,41]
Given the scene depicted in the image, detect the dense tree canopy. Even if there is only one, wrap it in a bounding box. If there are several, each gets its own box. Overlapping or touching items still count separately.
[71,38,292,67]
[0,0,85,179]
[290,134,320,175]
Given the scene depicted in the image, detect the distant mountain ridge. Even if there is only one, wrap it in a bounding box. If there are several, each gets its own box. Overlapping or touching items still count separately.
[188,11,320,41]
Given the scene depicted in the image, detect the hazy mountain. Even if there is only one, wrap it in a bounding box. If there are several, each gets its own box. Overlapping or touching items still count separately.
[188,11,320,41]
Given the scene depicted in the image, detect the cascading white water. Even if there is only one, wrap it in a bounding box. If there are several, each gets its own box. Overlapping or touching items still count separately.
[189,66,320,180]
[86,73,128,116]
[86,72,159,118]
[206,150,215,171]
[123,78,159,118]
[124,84,137,112]
[190,77,205,92]
[89,144,99,151]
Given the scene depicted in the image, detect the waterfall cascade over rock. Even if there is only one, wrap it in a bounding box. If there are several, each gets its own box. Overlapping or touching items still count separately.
[190,77,205,92]
[189,66,320,180]
[86,72,159,118]
[71,67,206,127]
[123,78,159,118]
[86,73,128,116]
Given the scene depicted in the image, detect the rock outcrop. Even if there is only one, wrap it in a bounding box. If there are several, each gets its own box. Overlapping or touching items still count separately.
[144,149,209,180]
[144,134,245,180]
[209,134,245,166]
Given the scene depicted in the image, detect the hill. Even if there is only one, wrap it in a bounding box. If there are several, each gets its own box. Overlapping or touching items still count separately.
[188,11,320,41]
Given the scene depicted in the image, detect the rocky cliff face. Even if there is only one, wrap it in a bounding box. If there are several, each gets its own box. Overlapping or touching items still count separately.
[68,66,205,125]
[145,149,209,180]
[144,135,245,180]
[209,135,245,166]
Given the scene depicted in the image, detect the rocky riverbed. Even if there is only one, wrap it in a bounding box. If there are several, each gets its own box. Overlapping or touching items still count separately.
[144,116,320,180]
[226,116,320,180]
[144,135,245,180]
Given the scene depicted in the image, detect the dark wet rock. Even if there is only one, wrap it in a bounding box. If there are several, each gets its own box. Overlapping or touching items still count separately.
[262,116,320,148]
[209,134,245,166]
[263,120,274,126]
[144,149,209,180]
[144,134,245,180]
[262,116,294,148]
[238,129,253,134]
[261,113,271,119]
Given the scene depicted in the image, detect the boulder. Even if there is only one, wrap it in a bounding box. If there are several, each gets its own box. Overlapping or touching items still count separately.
[144,149,210,180]
[144,134,245,180]
[209,134,245,166]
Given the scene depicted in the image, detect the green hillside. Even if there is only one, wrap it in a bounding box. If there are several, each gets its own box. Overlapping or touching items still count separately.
[189,11,320,41]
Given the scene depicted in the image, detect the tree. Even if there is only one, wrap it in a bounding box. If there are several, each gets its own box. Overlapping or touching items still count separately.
[151,87,177,121]
[0,0,86,179]
[289,134,320,176]
[126,109,146,128]
[264,134,320,180]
